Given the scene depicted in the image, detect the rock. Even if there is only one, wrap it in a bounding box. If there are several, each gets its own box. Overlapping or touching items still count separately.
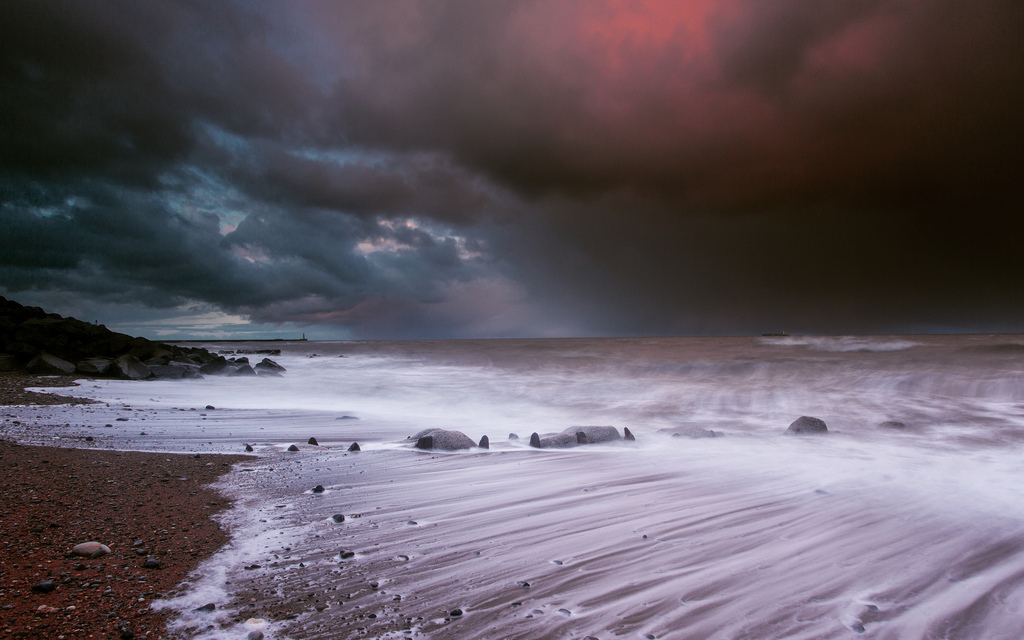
[312,485,325,493]
[287,444,300,452]
[307,437,319,446]
[450,608,463,617]
[27,353,76,375]
[76,358,111,375]
[228,363,257,377]
[879,420,906,429]
[199,359,231,375]
[681,427,719,438]
[0,354,19,372]
[205,405,216,410]
[254,358,287,374]
[336,415,358,420]
[193,603,216,613]
[508,433,519,440]
[563,425,622,444]
[409,428,477,450]
[348,442,360,452]
[148,364,186,379]
[478,435,489,449]
[112,354,152,380]
[331,514,345,523]
[142,556,162,569]
[624,426,636,441]
[576,431,588,444]
[787,416,828,434]
[339,549,355,559]
[71,542,110,558]
[248,632,264,640]
[31,579,56,593]
[530,432,578,448]
[117,621,133,639]
[244,444,254,452]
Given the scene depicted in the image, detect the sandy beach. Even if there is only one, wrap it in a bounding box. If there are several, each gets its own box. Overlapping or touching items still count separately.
[0,374,250,640]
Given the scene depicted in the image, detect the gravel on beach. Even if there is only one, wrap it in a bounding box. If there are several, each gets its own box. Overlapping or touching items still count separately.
[0,373,251,639]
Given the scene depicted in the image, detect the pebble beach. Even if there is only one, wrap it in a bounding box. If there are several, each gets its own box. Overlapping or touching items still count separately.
[0,373,250,640]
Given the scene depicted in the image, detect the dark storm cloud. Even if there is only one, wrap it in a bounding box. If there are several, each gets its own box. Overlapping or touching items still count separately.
[2,0,1023,337]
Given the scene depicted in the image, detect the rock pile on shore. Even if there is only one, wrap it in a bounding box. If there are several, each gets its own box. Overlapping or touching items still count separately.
[0,296,285,380]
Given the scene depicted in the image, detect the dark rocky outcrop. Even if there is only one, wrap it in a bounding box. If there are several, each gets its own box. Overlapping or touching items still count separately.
[478,435,489,449]
[786,416,828,434]
[0,295,254,380]
[348,442,361,452]
[409,428,478,451]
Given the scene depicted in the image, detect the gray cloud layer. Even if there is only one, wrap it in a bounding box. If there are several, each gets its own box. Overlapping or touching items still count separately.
[2,0,1023,337]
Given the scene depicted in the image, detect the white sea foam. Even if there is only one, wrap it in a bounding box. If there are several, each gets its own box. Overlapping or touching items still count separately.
[10,334,1024,638]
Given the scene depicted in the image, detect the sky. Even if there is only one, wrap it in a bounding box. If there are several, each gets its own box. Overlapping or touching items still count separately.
[2,0,1023,339]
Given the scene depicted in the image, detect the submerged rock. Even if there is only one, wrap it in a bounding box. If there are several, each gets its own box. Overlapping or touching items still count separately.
[409,428,477,450]
[624,426,636,441]
[348,442,360,452]
[312,485,325,493]
[878,420,906,429]
[307,437,319,446]
[331,514,346,523]
[478,435,489,449]
[786,416,828,434]
[508,433,519,440]
[244,444,254,452]
[287,444,300,452]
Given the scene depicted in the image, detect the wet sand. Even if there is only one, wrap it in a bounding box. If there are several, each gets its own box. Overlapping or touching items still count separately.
[0,374,250,639]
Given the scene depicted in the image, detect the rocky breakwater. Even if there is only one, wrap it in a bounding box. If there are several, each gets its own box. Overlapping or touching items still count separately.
[0,296,285,381]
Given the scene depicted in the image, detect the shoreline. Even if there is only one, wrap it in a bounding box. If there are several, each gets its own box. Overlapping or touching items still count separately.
[0,374,252,640]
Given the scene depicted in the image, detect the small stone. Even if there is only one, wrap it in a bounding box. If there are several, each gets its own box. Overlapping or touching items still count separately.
[244,444,254,452]
[449,608,463,617]
[142,557,162,569]
[558,608,571,616]
[331,514,345,523]
[205,405,215,410]
[508,432,519,440]
[132,540,144,547]
[348,442,360,452]
[312,485,325,493]
[193,603,216,613]
[247,632,264,640]
[517,581,531,588]
[339,549,355,559]
[624,427,636,441]
[287,444,300,452]
[529,433,541,448]
[85,436,94,442]
[30,525,43,533]
[369,581,380,589]
[135,548,148,556]
[31,580,55,593]
[406,520,418,526]
[72,542,110,558]
[851,623,865,633]
[308,437,319,446]
[314,603,328,611]
[192,453,200,458]
[117,621,134,639]
[478,435,489,449]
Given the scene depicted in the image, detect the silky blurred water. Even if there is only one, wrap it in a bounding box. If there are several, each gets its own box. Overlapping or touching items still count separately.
[10,334,1024,639]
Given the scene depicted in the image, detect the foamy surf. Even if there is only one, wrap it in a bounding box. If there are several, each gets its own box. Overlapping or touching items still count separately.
[8,334,1024,638]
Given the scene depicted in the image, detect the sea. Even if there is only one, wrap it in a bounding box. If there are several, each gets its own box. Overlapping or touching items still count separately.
[9,334,1024,639]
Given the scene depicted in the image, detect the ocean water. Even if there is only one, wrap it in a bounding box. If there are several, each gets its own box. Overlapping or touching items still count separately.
[11,334,1024,639]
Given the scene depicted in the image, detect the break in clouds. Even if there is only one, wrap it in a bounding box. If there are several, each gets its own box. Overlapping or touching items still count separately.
[2,0,1023,337]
